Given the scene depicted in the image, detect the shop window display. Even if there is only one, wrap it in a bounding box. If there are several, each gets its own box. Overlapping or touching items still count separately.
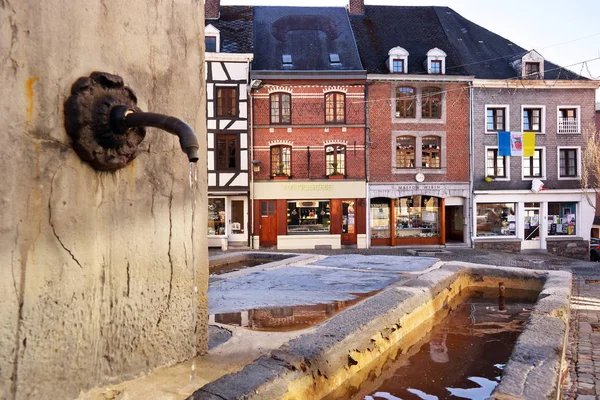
[476,203,516,236]
[395,196,440,238]
[287,200,330,234]
[548,202,576,235]
[370,198,390,239]
[208,198,226,236]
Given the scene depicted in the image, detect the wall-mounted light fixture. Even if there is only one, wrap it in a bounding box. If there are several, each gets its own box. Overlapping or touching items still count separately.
[252,160,261,173]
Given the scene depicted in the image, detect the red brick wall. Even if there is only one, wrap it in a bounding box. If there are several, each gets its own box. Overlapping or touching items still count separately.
[251,82,366,180]
[205,0,219,19]
[367,81,470,183]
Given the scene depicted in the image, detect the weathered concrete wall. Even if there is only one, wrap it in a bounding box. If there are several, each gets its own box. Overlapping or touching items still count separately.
[0,1,208,399]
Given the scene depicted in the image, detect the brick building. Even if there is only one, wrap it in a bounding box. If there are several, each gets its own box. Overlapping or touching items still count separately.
[249,6,368,249]
[349,5,472,246]
[204,4,254,249]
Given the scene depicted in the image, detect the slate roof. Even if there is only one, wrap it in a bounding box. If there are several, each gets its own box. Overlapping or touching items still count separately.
[252,6,364,71]
[209,6,254,54]
[349,6,587,80]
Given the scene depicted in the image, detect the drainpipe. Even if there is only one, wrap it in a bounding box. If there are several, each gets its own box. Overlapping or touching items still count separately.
[307,146,311,178]
[468,82,474,248]
[365,83,370,248]
[248,61,255,249]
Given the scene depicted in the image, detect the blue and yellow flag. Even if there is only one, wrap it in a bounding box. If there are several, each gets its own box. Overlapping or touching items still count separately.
[523,132,535,157]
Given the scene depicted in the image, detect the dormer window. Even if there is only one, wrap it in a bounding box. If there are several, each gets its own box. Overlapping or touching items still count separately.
[525,62,540,78]
[387,46,409,74]
[427,48,446,74]
[430,60,442,74]
[205,24,220,53]
[520,50,545,79]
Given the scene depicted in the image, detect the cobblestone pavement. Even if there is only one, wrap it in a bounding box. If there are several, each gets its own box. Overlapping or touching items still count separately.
[209,246,600,399]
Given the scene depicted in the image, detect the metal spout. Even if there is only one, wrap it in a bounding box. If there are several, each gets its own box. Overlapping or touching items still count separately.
[111,106,199,163]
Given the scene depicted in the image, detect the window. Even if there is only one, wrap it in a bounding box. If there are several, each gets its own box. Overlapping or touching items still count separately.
[396,136,415,168]
[523,108,542,132]
[287,200,331,234]
[486,149,507,178]
[325,145,345,175]
[421,136,441,168]
[525,62,540,78]
[559,148,578,178]
[216,87,237,117]
[394,196,440,238]
[422,87,442,119]
[270,145,291,176]
[205,36,217,52]
[387,46,409,73]
[370,198,390,239]
[208,198,226,236]
[476,203,516,237]
[216,134,238,170]
[270,93,291,124]
[558,107,579,133]
[393,59,405,73]
[430,60,442,74]
[395,87,416,118]
[487,108,505,131]
[523,148,543,178]
[325,92,345,124]
[548,202,577,235]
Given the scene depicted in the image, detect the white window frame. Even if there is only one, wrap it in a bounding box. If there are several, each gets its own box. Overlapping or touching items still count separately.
[557,146,581,180]
[521,146,546,181]
[485,146,510,181]
[205,24,221,53]
[387,46,409,74]
[392,131,447,174]
[426,47,446,75]
[557,105,581,134]
[485,105,510,134]
[521,105,545,134]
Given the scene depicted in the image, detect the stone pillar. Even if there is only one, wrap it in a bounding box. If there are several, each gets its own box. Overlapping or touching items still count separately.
[0,1,208,399]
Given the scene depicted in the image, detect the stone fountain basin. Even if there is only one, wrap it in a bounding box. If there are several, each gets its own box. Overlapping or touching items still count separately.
[192,262,570,400]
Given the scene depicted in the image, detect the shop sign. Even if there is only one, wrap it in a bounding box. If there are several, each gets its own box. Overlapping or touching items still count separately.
[394,185,442,191]
[283,183,333,192]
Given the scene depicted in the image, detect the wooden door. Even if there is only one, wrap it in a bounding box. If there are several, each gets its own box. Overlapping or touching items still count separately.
[341,200,357,245]
[259,200,277,246]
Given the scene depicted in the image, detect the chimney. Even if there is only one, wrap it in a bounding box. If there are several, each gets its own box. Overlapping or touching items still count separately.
[348,0,364,15]
[205,0,220,20]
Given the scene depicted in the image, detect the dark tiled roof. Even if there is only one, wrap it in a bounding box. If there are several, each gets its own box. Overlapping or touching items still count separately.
[434,7,585,80]
[209,6,254,54]
[252,6,363,71]
[349,6,469,76]
[349,6,587,80]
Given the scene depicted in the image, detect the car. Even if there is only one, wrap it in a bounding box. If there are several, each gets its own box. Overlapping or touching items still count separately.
[591,238,600,261]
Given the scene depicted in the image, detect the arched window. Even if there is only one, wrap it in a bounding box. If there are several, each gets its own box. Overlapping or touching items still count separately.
[325,145,346,175]
[325,92,345,124]
[421,136,441,168]
[270,145,291,176]
[395,87,416,118]
[270,93,291,124]
[422,87,442,119]
[395,136,415,169]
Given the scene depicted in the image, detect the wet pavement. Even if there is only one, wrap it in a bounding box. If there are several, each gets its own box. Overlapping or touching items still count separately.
[210,246,600,399]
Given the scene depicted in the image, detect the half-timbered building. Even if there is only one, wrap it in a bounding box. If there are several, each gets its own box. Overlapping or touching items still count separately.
[205,5,254,249]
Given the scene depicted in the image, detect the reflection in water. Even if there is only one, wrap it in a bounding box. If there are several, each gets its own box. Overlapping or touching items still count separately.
[210,292,378,332]
[326,288,538,400]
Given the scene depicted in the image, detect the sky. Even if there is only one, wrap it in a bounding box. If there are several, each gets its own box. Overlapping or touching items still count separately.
[220,0,600,81]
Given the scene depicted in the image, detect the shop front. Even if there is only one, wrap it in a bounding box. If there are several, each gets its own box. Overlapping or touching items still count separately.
[473,190,595,259]
[368,183,470,247]
[252,181,367,249]
[208,194,248,249]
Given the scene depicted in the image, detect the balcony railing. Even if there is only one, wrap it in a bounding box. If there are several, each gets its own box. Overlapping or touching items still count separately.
[558,117,579,133]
